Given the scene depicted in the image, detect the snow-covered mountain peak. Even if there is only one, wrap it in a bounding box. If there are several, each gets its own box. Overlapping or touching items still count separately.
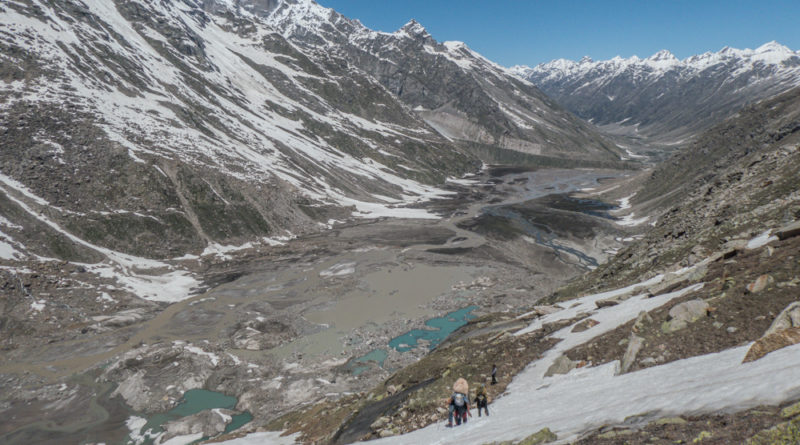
[756,40,790,53]
[518,41,800,143]
[397,19,429,38]
[643,49,680,70]
[647,49,677,62]
[517,41,800,83]
[750,40,798,64]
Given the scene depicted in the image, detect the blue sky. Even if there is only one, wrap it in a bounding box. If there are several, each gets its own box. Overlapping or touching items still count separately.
[316,0,800,67]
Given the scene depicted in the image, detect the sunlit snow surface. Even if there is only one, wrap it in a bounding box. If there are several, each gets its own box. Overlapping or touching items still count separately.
[221,270,800,444]
[513,41,800,85]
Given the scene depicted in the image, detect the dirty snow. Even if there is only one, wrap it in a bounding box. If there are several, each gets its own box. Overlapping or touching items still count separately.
[217,431,300,445]
[160,433,204,445]
[746,230,778,249]
[183,345,220,367]
[226,268,800,444]
[365,277,800,444]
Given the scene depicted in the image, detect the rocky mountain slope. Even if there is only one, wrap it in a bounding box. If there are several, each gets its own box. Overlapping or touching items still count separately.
[246,0,624,165]
[0,0,484,263]
[0,0,626,268]
[245,88,800,444]
[513,42,800,145]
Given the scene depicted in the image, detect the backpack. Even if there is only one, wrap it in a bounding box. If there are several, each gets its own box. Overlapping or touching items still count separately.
[453,392,466,407]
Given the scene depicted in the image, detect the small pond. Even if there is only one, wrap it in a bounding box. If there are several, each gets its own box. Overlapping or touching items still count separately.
[348,349,390,376]
[127,389,251,444]
[388,306,478,352]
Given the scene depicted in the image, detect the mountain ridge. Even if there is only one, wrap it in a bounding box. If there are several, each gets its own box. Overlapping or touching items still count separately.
[241,0,626,164]
[513,41,800,145]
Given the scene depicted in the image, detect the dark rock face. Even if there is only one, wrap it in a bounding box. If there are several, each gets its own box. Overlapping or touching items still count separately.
[516,43,800,144]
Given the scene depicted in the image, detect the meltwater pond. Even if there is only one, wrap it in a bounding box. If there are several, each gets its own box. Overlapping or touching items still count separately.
[127,389,251,444]
[389,306,478,352]
[348,349,390,375]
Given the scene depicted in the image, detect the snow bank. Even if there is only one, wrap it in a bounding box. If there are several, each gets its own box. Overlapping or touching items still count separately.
[160,433,204,445]
[362,276,800,444]
[216,431,300,445]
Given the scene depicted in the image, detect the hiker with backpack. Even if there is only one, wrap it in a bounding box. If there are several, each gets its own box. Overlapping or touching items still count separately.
[447,377,471,427]
[474,383,489,417]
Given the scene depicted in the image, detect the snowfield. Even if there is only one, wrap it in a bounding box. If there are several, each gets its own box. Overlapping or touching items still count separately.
[220,269,800,444]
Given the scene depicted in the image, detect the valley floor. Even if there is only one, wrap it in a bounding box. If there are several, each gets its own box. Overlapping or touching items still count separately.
[0,167,636,444]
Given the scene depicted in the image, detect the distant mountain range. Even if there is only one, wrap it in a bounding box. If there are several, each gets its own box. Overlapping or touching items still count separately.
[512,42,800,145]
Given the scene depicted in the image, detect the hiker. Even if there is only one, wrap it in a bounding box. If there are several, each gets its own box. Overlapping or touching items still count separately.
[491,364,497,385]
[474,384,489,417]
[447,377,471,427]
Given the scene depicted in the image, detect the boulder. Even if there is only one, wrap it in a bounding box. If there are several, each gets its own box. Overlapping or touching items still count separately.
[655,417,687,425]
[661,299,709,333]
[379,428,396,438]
[693,430,713,442]
[722,239,748,252]
[764,302,800,336]
[598,429,634,439]
[571,318,599,333]
[743,327,800,363]
[532,305,563,316]
[632,311,653,333]
[745,275,774,293]
[544,355,578,377]
[781,401,800,419]
[777,220,800,240]
[161,408,235,442]
[518,427,557,444]
[621,334,644,373]
[595,298,620,308]
[370,416,390,431]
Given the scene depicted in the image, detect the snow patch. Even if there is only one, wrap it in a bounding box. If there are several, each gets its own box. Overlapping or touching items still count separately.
[364,276,800,444]
[746,230,778,249]
[613,195,649,226]
[160,433,204,445]
[182,345,220,367]
[215,431,300,445]
[0,238,22,260]
[202,242,255,259]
